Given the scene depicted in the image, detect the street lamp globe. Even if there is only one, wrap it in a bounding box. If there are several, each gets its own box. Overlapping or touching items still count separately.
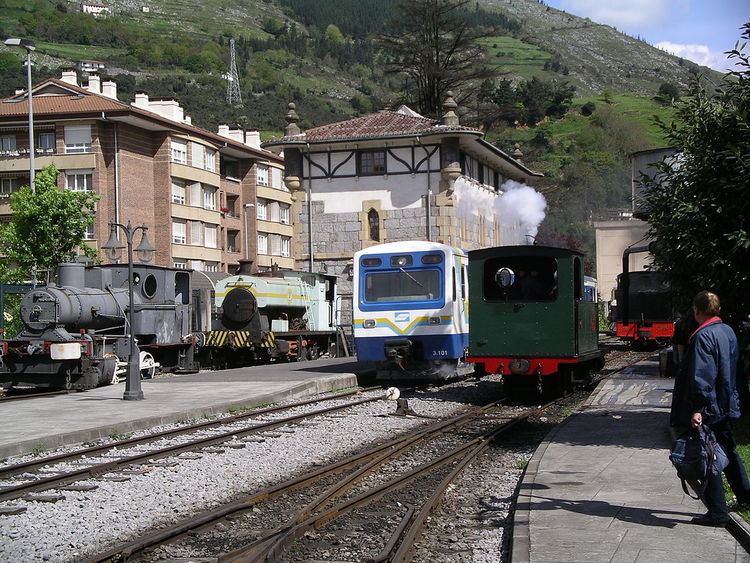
[135,229,155,263]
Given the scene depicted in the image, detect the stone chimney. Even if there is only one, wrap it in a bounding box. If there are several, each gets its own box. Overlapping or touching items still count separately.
[441,91,459,127]
[87,74,101,94]
[245,129,261,149]
[61,70,78,86]
[101,80,117,100]
[133,91,149,109]
[14,88,25,96]
[184,115,192,125]
[284,102,301,137]
[217,124,230,138]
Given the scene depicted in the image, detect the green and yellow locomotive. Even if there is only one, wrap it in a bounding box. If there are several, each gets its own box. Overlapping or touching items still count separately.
[466,245,604,395]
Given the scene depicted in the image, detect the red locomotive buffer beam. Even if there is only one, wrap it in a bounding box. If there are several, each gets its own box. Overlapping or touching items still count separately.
[466,356,582,376]
[616,321,674,342]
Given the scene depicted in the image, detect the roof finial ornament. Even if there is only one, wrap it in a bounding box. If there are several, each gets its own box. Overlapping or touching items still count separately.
[512,143,524,161]
[285,102,301,136]
[442,91,459,127]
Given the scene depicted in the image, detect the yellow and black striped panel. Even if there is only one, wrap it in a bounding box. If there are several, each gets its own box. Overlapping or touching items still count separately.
[203,331,276,349]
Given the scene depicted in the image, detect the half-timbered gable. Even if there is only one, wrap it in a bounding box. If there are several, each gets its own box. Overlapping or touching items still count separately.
[262,94,543,323]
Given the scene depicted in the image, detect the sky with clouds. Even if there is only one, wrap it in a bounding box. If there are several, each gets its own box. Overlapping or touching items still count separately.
[544,0,748,71]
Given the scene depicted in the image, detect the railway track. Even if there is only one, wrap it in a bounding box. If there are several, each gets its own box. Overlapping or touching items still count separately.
[0,348,655,561]
[0,387,384,503]
[84,397,553,563]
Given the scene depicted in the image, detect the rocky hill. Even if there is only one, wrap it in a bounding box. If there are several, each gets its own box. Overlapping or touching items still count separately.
[484,0,718,95]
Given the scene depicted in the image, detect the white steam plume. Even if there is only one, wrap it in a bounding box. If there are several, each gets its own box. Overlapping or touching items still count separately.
[495,180,547,245]
[453,177,546,246]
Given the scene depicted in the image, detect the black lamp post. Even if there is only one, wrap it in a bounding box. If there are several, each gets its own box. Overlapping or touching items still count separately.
[101,221,155,400]
[4,38,36,189]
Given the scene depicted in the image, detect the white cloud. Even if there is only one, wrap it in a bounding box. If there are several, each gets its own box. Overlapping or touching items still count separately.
[655,41,731,71]
[559,0,680,28]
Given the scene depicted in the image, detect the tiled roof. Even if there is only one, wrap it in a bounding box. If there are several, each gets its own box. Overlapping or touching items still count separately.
[0,94,127,117]
[0,80,128,117]
[271,110,479,143]
[0,79,281,162]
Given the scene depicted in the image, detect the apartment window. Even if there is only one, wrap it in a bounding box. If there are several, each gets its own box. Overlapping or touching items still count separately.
[227,231,238,253]
[257,165,268,186]
[66,171,93,192]
[204,261,219,273]
[256,199,268,220]
[279,204,290,225]
[357,150,386,175]
[173,260,187,269]
[281,236,291,257]
[258,233,268,254]
[171,139,187,164]
[203,186,216,210]
[191,142,204,169]
[190,221,203,245]
[171,179,186,204]
[64,125,92,154]
[222,158,239,179]
[204,224,217,248]
[269,201,280,223]
[172,220,186,244]
[204,148,216,172]
[0,178,18,197]
[189,182,202,207]
[83,223,95,240]
[226,197,237,217]
[271,167,283,189]
[38,132,55,152]
[0,135,16,152]
[270,234,281,256]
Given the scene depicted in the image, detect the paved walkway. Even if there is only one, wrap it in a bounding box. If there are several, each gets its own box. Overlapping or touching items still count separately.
[513,358,750,562]
[0,357,367,459]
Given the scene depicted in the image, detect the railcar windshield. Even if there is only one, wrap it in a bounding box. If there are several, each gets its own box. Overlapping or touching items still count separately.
[483,256,558,301]
[364,269,441,303]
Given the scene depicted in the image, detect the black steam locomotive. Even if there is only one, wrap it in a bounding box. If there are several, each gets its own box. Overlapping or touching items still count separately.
[0,262,197,391]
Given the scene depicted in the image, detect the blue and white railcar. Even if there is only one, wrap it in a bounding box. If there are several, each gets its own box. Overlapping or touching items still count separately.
[353,241,472,379]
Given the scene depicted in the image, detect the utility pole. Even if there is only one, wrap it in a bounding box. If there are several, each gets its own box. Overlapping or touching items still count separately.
[226,38,242,105]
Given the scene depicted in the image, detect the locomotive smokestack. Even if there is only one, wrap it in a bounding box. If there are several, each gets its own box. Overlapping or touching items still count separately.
[236,259,255,275]
[58,263,86,288]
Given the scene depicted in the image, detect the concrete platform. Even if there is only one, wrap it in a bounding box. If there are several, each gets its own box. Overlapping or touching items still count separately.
[513,358,750,562]
[0,357,369,459]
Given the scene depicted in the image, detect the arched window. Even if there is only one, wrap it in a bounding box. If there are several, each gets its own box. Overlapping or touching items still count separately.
[368,209,380,241]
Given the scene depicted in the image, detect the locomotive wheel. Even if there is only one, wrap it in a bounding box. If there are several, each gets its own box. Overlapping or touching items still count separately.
[139,351,157,379]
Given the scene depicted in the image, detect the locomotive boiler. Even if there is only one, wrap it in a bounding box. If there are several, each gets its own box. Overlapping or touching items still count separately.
[0,262,197,390]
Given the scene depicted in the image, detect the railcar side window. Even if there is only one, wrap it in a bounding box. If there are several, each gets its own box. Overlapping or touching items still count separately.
[484,257,558,301]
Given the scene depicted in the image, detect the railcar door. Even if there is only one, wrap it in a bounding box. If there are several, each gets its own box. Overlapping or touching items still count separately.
[453,253,469,339]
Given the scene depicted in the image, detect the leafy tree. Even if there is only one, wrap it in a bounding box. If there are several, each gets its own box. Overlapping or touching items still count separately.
[0,165,99,279]
[378,0,494,117]
[656,81,680,103]
[580,101,596,116]
[642,22,750,329]
[325,24,346,44]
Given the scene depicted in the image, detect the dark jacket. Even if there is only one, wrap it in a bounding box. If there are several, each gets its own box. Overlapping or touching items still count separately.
[686,319,741,425]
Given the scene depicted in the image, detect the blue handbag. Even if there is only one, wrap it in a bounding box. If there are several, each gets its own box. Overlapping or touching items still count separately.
[669,425,729,499]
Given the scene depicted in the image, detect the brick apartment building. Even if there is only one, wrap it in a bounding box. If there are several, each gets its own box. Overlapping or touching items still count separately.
[0,71,292,273]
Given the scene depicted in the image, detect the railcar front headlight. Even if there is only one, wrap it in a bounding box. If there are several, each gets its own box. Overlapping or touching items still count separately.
[363,319,376,328]
[429,317,441,325]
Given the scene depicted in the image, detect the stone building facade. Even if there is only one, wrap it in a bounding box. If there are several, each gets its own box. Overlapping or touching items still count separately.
[0,72,288,273]
[262,96,543,324]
